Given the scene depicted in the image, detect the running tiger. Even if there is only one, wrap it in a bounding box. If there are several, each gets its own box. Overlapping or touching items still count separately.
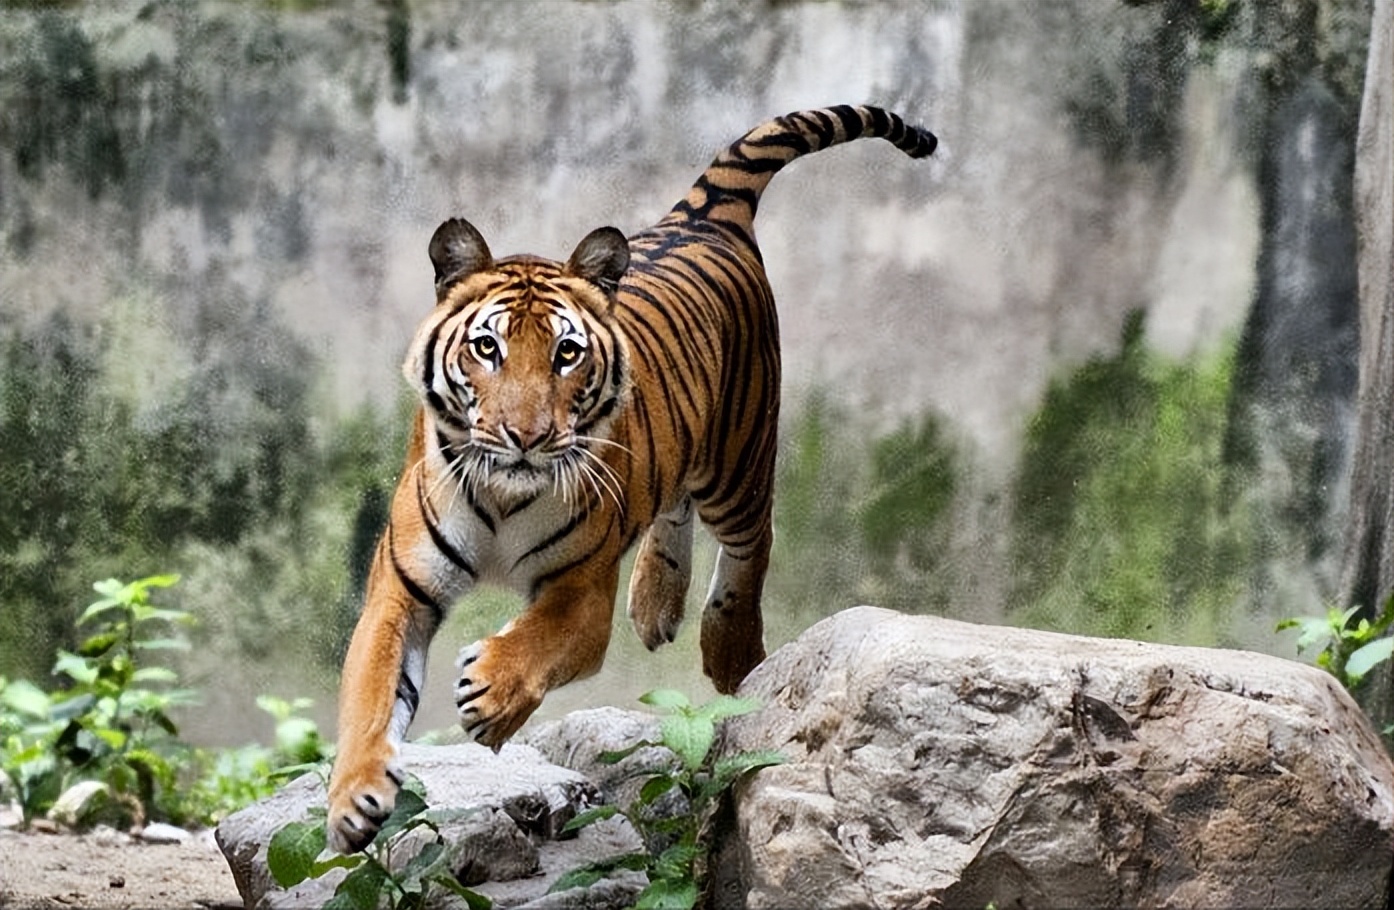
[328,104,937,852]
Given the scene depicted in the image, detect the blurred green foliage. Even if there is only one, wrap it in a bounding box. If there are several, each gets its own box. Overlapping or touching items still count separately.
[1008,311,1251,645]
[0,306,406,684]
[0,574,331,827]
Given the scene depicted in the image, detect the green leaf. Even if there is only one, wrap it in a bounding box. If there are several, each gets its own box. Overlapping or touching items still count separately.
[309,852,364,878]
[1281,615,1334,654]
[136,573,181,590]
[328,861,389,910]
[694,695,761,723]
[547,853,650,894]
[548,866,606,893]
[76,631,120,658]
[397,840,445,895]
[374,786,427,844]
[1346,637,1394,684]
[267,820,328,887]
[52,652,98,686]
[711,750,786,791]
[596,740,662,765]
[131,667,180,685]
[432,875,494,908]
[91,578,126,599]
[635,876,698,910]
[653,842,700,880]
[78,598,124,625]
[638,774,678,805]
[132,606,195,626]
[134,638,190,651]
[1,679,51,719]
[639,689,692,711]
[660,712,714,773]
[561,803,619,834]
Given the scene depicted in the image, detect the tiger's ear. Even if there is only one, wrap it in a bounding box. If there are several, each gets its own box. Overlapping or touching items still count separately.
[565,227,630,298]
[429,218,493,300]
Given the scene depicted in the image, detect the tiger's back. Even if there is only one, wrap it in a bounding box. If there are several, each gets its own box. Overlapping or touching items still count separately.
[327,104,937,854]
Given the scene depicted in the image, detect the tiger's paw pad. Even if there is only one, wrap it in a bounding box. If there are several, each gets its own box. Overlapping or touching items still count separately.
[325,760,405,854]
[454,639,541,751]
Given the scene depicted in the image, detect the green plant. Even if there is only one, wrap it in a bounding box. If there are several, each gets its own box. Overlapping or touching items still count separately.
[553,689,784,909]
[267,778,491,909]
[0,574,199,825]
[0,675,65,819]
[1278,595,1394,690]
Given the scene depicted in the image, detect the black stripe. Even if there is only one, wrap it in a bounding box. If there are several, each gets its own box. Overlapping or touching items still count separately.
[868,106,891,138]
[831,104,864,143]
[388,523,447,628]
[416,475,477,579]
[576,392,621,436]
[396,673,420,718]
[500,493,540,519]
[512,507,589,573]
[471,498,496,534]
[529,512,617,599]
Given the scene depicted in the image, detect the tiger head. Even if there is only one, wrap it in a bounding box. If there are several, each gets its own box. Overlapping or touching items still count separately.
[403,218,632,500]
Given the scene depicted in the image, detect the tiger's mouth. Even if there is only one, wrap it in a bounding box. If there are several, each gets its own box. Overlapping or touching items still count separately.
[436,428,621,508]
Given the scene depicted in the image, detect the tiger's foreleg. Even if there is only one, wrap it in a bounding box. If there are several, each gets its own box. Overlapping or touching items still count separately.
[456,558,620,749]
[327,428,462,853]
[627,497,694,649]
[326,540,444,852]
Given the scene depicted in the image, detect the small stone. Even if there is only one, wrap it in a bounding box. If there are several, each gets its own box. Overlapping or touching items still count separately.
[138,822,191,844]
[108,874,125,888]
[48,780,109,828]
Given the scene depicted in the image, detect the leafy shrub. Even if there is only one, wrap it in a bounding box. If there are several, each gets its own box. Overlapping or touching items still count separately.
[1279,595,1394,691]
[267,778,491,910]
[0,574,331,828]
[554,689,784,909]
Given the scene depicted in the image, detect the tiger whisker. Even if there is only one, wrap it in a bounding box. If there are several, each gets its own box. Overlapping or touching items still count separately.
[574,451,624,513]
[574,434,634,458]
[575,446,626,502]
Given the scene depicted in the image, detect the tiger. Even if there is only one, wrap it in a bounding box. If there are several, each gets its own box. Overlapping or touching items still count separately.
[326,104,937,852]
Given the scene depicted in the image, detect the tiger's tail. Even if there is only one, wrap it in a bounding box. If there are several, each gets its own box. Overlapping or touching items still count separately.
[670,104,937,240]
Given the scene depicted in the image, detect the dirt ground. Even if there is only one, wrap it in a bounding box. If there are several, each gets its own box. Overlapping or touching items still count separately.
[0,827,243,910]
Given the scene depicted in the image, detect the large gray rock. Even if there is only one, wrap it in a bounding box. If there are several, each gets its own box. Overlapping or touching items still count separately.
[215,741,644,909]
[710,607,1394,909]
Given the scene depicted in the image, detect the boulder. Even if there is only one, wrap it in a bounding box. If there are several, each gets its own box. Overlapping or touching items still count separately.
[215,741,644,909]
[709,607,1394,909]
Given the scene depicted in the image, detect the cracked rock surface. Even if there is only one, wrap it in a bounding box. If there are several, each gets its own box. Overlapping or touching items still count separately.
[710,606,1394,910]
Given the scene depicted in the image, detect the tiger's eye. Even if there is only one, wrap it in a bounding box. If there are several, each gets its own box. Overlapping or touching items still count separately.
[470,336,499,362]
[555,338,584,369]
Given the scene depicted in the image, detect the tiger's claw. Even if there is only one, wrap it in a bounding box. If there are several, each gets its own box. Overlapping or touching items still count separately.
[326,755,404,853]
[454,638,542,750]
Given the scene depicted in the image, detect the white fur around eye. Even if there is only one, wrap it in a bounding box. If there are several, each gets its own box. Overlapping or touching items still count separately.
[468,333,506,369]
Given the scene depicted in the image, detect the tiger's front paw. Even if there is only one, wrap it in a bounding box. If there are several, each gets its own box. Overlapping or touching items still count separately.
[326,751,405,853]
[455,639,543,751]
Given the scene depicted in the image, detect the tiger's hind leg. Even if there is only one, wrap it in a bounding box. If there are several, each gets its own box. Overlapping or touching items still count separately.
[628,497,695,649]
[698,500,772,695]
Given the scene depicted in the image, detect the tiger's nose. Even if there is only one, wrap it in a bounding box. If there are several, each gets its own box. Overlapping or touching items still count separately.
[501,421,551,452]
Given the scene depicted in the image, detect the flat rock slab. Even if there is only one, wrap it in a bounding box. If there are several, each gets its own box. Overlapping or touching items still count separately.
[711,606,1394,909]
[216,741,643,909]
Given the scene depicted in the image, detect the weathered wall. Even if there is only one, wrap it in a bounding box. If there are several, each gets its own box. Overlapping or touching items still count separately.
[0,0,1264,471]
